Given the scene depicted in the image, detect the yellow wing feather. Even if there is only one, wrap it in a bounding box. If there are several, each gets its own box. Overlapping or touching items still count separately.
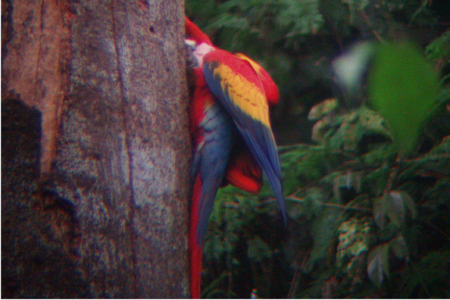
[212,63,270,127]
[235,53,264,75]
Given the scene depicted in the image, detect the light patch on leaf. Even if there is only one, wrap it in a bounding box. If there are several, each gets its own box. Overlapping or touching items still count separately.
[385,192,406,227]
[367,244,390,287]
[337,218,372,273]
[308,98,339,120]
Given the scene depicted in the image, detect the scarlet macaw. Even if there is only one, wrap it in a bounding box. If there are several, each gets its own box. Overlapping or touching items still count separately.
[185,17,286,298]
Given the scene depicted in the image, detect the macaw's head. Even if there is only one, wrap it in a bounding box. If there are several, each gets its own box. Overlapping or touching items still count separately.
[185,17,213,46]
[185,17,215,67]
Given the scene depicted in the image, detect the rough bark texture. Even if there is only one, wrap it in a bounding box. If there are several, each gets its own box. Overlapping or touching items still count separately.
[2,0,190,298]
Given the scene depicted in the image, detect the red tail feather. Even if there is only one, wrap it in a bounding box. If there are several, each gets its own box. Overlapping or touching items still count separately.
[189,175,203,299]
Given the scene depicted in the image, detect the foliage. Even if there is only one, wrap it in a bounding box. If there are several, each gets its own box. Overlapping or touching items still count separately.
[198,41,449,298]
[186,0,446,145]
[201,103,449,298]
[187,0,450,298]
[368,41,440,153]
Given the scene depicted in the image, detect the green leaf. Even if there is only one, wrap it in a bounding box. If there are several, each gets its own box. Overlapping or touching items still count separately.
[406,136,450,177]
[398,191,417,219]
[311,117,331,143]
[368,243,390,287]
[323,107,393,152]
[308,98,339,120]
[368,41,440,153]
[385,191,406,227]
[425,29,450,66]
[390,235,410,261]
[373,197,387,229]
[342,0,369,24]
[381,243,390,279]
[357,107,393,141]
[332,171,362,200]
[202,272,229,298]
[397,251,450,298]
[423,177,450,209]
[303,194,340,273]
[247,236,273,262]
[367,245,386,287]
[276,0,323,35]
[425,135,450,157]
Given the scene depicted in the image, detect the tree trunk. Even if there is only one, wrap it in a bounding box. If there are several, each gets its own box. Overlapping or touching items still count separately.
[2,0,190,298]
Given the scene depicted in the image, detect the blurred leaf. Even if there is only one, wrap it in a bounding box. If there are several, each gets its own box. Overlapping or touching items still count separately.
[381,243,390,279]
[204,233,226,261]
[390,235,409,261]
[302,187,326,218]
[342,0,369,11]
[361,144,396,168]
[208,13,249,31]
[398,191,417,219]
[311,117,331,143]
[373,196,387,229]
[396,251,450,298]
[406,136,450,177]
[308,98,339,120]
[321,107,393,152]
[435,87,450,106]
[368,41,440,153]
[357,107,393,140]
[276,0,323,36]
[331,171,362,200]
[291,147,331,182]
[367,243,390,287]
[247,236,273,262]
[385,192,406,227]
[334,42,376,96]
[202,272,229,298]
[374,191,416,229]
[423,177,450,209]
[303,194,341,273]
[424,135,450,157]
[425,29,450,67]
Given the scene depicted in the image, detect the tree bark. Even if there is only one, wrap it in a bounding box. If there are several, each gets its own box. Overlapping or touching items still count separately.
[2,0,190,298]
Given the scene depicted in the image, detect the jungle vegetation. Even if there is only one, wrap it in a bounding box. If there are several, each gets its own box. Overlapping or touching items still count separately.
[186,0,450,298]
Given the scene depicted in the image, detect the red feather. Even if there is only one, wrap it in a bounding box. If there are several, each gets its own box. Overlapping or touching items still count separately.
[185,17,213,46]
[224,148,262,194]
[189,175,203,299]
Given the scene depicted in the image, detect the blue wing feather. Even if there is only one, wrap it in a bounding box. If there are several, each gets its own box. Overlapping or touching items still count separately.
[203,58,287,224]
[193,101,234,243]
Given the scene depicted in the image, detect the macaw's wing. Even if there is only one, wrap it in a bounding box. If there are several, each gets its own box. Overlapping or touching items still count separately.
[189,70,234,299]
[190,92,234,244]
[235,53,279,106]
[203,49,287,223]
